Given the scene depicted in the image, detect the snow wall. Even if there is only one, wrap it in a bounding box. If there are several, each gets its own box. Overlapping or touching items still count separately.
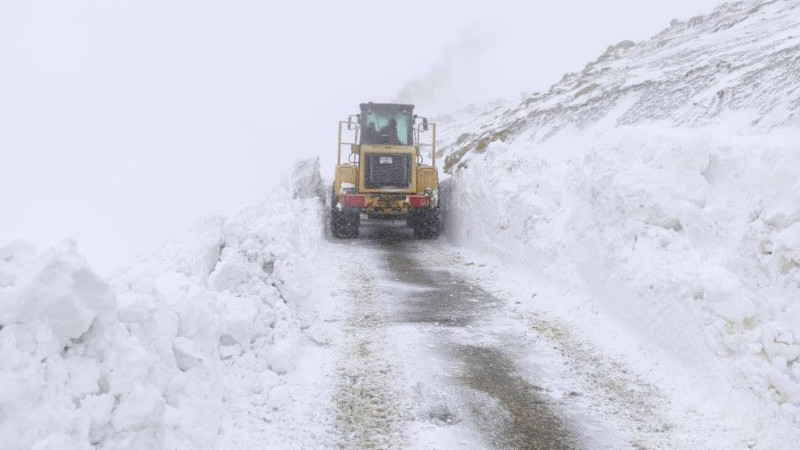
[443,126,800,420]
[439,0,800,431]
[0,158,327,450]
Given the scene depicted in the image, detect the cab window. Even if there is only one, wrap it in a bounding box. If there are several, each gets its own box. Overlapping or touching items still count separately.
[361,110,412,145]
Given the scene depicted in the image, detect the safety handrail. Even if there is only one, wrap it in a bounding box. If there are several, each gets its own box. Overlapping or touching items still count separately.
[337,120,360,165]
[415,122,437,167]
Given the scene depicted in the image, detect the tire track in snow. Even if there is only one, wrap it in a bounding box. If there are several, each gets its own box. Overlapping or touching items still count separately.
[453,344,574,449]
[331,223,673,448]
[333,261,406,449]
[384,233,673,448]
[379,239,575,449]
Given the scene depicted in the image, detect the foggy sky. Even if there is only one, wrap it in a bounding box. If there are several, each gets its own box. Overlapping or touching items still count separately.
[0,0,724,272]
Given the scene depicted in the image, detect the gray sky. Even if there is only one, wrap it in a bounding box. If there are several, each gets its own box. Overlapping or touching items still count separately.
[0,0,724,272]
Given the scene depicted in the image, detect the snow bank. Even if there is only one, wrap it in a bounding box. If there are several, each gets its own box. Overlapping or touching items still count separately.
[0,158,327,449]
[0,239,175,449]
[291,157,326,202]
[437,2,800,438]
[443,124,800,428]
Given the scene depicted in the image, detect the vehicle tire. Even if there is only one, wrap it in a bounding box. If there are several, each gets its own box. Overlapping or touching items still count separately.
[331,210,359,238]
[346,211,360,238]
[331,210,347,238]
[406,211,419,229]
[413,208,440,239]
[331,210,344,238]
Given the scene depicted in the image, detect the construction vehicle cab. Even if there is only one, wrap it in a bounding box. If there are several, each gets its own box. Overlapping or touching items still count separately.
[331,102,440,238]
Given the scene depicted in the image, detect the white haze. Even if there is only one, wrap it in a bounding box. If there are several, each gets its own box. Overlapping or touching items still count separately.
[0,0,722,272]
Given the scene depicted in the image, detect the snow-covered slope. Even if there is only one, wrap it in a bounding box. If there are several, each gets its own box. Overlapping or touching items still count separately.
[440,0,800,171]
[0,159,331,449]
[439,0,800,444]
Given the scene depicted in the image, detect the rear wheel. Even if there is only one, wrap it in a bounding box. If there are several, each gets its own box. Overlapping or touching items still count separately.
[411,208,441,239]
[331,210,360,238]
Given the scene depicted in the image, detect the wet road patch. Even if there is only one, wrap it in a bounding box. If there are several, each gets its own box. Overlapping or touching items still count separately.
[382,249,498,327]
[368,226,577,449]
[454,344,575,450]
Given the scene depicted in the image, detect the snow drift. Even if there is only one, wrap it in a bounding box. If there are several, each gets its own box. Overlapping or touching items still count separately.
[0,158,327,449]
[439,0,800,441]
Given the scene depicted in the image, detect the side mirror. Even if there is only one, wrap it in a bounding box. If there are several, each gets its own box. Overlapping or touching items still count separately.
[347,115,360,130]
[422,117,429,132]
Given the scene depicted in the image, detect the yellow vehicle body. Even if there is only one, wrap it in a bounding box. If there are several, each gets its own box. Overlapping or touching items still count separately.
[331,103,440,238]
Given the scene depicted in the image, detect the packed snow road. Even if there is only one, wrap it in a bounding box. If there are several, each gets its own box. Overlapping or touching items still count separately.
[327,221,672,449]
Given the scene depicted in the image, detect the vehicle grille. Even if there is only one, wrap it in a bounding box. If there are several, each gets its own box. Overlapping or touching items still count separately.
[364,153,411,189]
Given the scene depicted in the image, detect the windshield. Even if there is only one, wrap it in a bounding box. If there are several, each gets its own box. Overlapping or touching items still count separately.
[360,109,413,146]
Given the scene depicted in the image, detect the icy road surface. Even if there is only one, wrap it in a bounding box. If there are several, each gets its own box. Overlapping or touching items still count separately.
[327,221,672,449]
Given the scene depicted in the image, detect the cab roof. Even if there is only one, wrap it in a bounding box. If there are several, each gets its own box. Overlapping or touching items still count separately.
[359,102,415,113]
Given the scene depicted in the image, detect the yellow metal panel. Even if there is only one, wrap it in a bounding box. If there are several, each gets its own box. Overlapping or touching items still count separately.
[334,164,357,195]
[416,165,439,192]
